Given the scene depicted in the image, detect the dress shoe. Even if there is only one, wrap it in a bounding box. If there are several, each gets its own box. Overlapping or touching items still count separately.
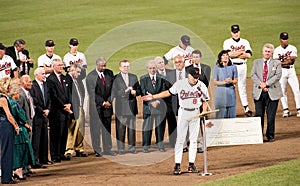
[95,152,103,157]
[183,147,188,153]
[1,180,17,184]
[13,173,26,180]
[118,150,125,155]
[264,138,275,142]
[159,148,166,152]
[128,149,137,154]
[143,149,149,153]
[197,148,204,153]
[103,151,117,156]
[31,162,47,169]
[76,151,88,157]
[61,153,72,160]
[52,158,61,163]
[41,161,54,165]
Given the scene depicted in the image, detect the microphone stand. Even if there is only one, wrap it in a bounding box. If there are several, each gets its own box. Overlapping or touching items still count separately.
[197,85,213,176]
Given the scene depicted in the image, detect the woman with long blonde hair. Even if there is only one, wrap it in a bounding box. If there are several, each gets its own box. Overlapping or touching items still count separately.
[0,77,19,184]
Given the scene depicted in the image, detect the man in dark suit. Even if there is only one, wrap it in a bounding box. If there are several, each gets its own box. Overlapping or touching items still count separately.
[47,58,72,162]
[5,39,33,76]
[65,65,87,157]
[112,60,141,154]
[251,43,282,142]
[186,50,211,87]
[140,60,167,153]
[30,67,52,167]
[155,56,177,148]
[86,57,116,156]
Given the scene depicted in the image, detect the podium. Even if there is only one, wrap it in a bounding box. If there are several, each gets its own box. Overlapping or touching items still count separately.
[189,109,219,176]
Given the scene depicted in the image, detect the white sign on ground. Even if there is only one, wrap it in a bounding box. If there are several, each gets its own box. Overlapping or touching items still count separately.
[205,117,263,147]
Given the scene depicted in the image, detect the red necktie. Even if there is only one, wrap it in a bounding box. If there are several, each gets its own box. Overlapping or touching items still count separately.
[100,73,106,88]
[263,61,268,82]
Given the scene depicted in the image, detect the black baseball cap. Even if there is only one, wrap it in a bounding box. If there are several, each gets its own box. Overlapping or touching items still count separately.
[0,43,6,50]
[280,32,288,40]
[189,67,200,79]
[45,40,55,47]
[181,35,191,46]
[231,25,240,33]
[69,38,79,46]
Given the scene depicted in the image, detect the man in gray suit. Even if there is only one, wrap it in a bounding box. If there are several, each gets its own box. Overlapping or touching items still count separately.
[18,75,34,128]
[251,43,282,142]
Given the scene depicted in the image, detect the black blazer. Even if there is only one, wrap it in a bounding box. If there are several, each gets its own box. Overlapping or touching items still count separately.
[30,80,51,117]
[86,69,114,117]
[112,72,141,116]
[5,46,33,76]
[186,63,211,87]
[46,72,71,116]
[140,73,167,116]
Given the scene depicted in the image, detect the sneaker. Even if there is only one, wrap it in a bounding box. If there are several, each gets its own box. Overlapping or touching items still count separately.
[297,110,300,117]
[173,165,181,175]
[282,110,291,117]
[188,164,198,173]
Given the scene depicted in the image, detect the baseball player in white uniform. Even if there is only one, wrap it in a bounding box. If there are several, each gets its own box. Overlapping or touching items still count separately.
[38,40,62,76]
[273,32,300,117]
[0,43,18,79]
[63,38,87,71]
[163,35,194,69]
[143,67,209,175]
[223,25,253,116]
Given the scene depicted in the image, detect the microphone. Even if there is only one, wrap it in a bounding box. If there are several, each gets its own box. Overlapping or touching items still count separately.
[197,85,209,101]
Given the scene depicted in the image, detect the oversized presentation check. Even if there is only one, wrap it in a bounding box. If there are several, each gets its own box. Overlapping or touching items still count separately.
[205,117,263,147]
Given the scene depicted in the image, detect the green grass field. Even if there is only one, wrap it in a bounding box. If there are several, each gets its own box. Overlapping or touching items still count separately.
[199,158,300,186]
[1,0,300,185]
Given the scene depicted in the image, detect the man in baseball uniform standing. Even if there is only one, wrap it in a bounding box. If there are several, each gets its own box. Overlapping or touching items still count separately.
[223,25,253,117]
[163,35,194,69]
[273,32,300,117]
[143,67,209,175]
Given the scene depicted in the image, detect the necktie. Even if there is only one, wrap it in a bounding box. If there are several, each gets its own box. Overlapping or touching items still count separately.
[28,93,35,119]
[263,61,268,82]
[123,73,129,87]
[151,76,156,88]
[41,83,46,106]
[100,73,106,88]
[74,79,83,106]
[178,71,182,80]
[59,75,64,90]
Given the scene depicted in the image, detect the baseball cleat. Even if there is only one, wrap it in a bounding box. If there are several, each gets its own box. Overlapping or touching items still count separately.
[282,110,291,117]
[188,165,198,173]
[245,110,253,117]
[297,110,300,117]
[173,165,181,175]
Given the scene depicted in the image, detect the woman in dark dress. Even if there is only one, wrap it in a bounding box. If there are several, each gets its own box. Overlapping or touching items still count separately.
[0,77,19,184]
[8,84,35,180]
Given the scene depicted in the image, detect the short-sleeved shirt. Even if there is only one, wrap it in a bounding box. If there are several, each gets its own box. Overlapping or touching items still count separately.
[38,53,62,68]
[169,78,209,108]
[223,38,252,64]
[0,55,17,79]
[63,51,87,68]
[273,44,297,61]
[164,46,194,67]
